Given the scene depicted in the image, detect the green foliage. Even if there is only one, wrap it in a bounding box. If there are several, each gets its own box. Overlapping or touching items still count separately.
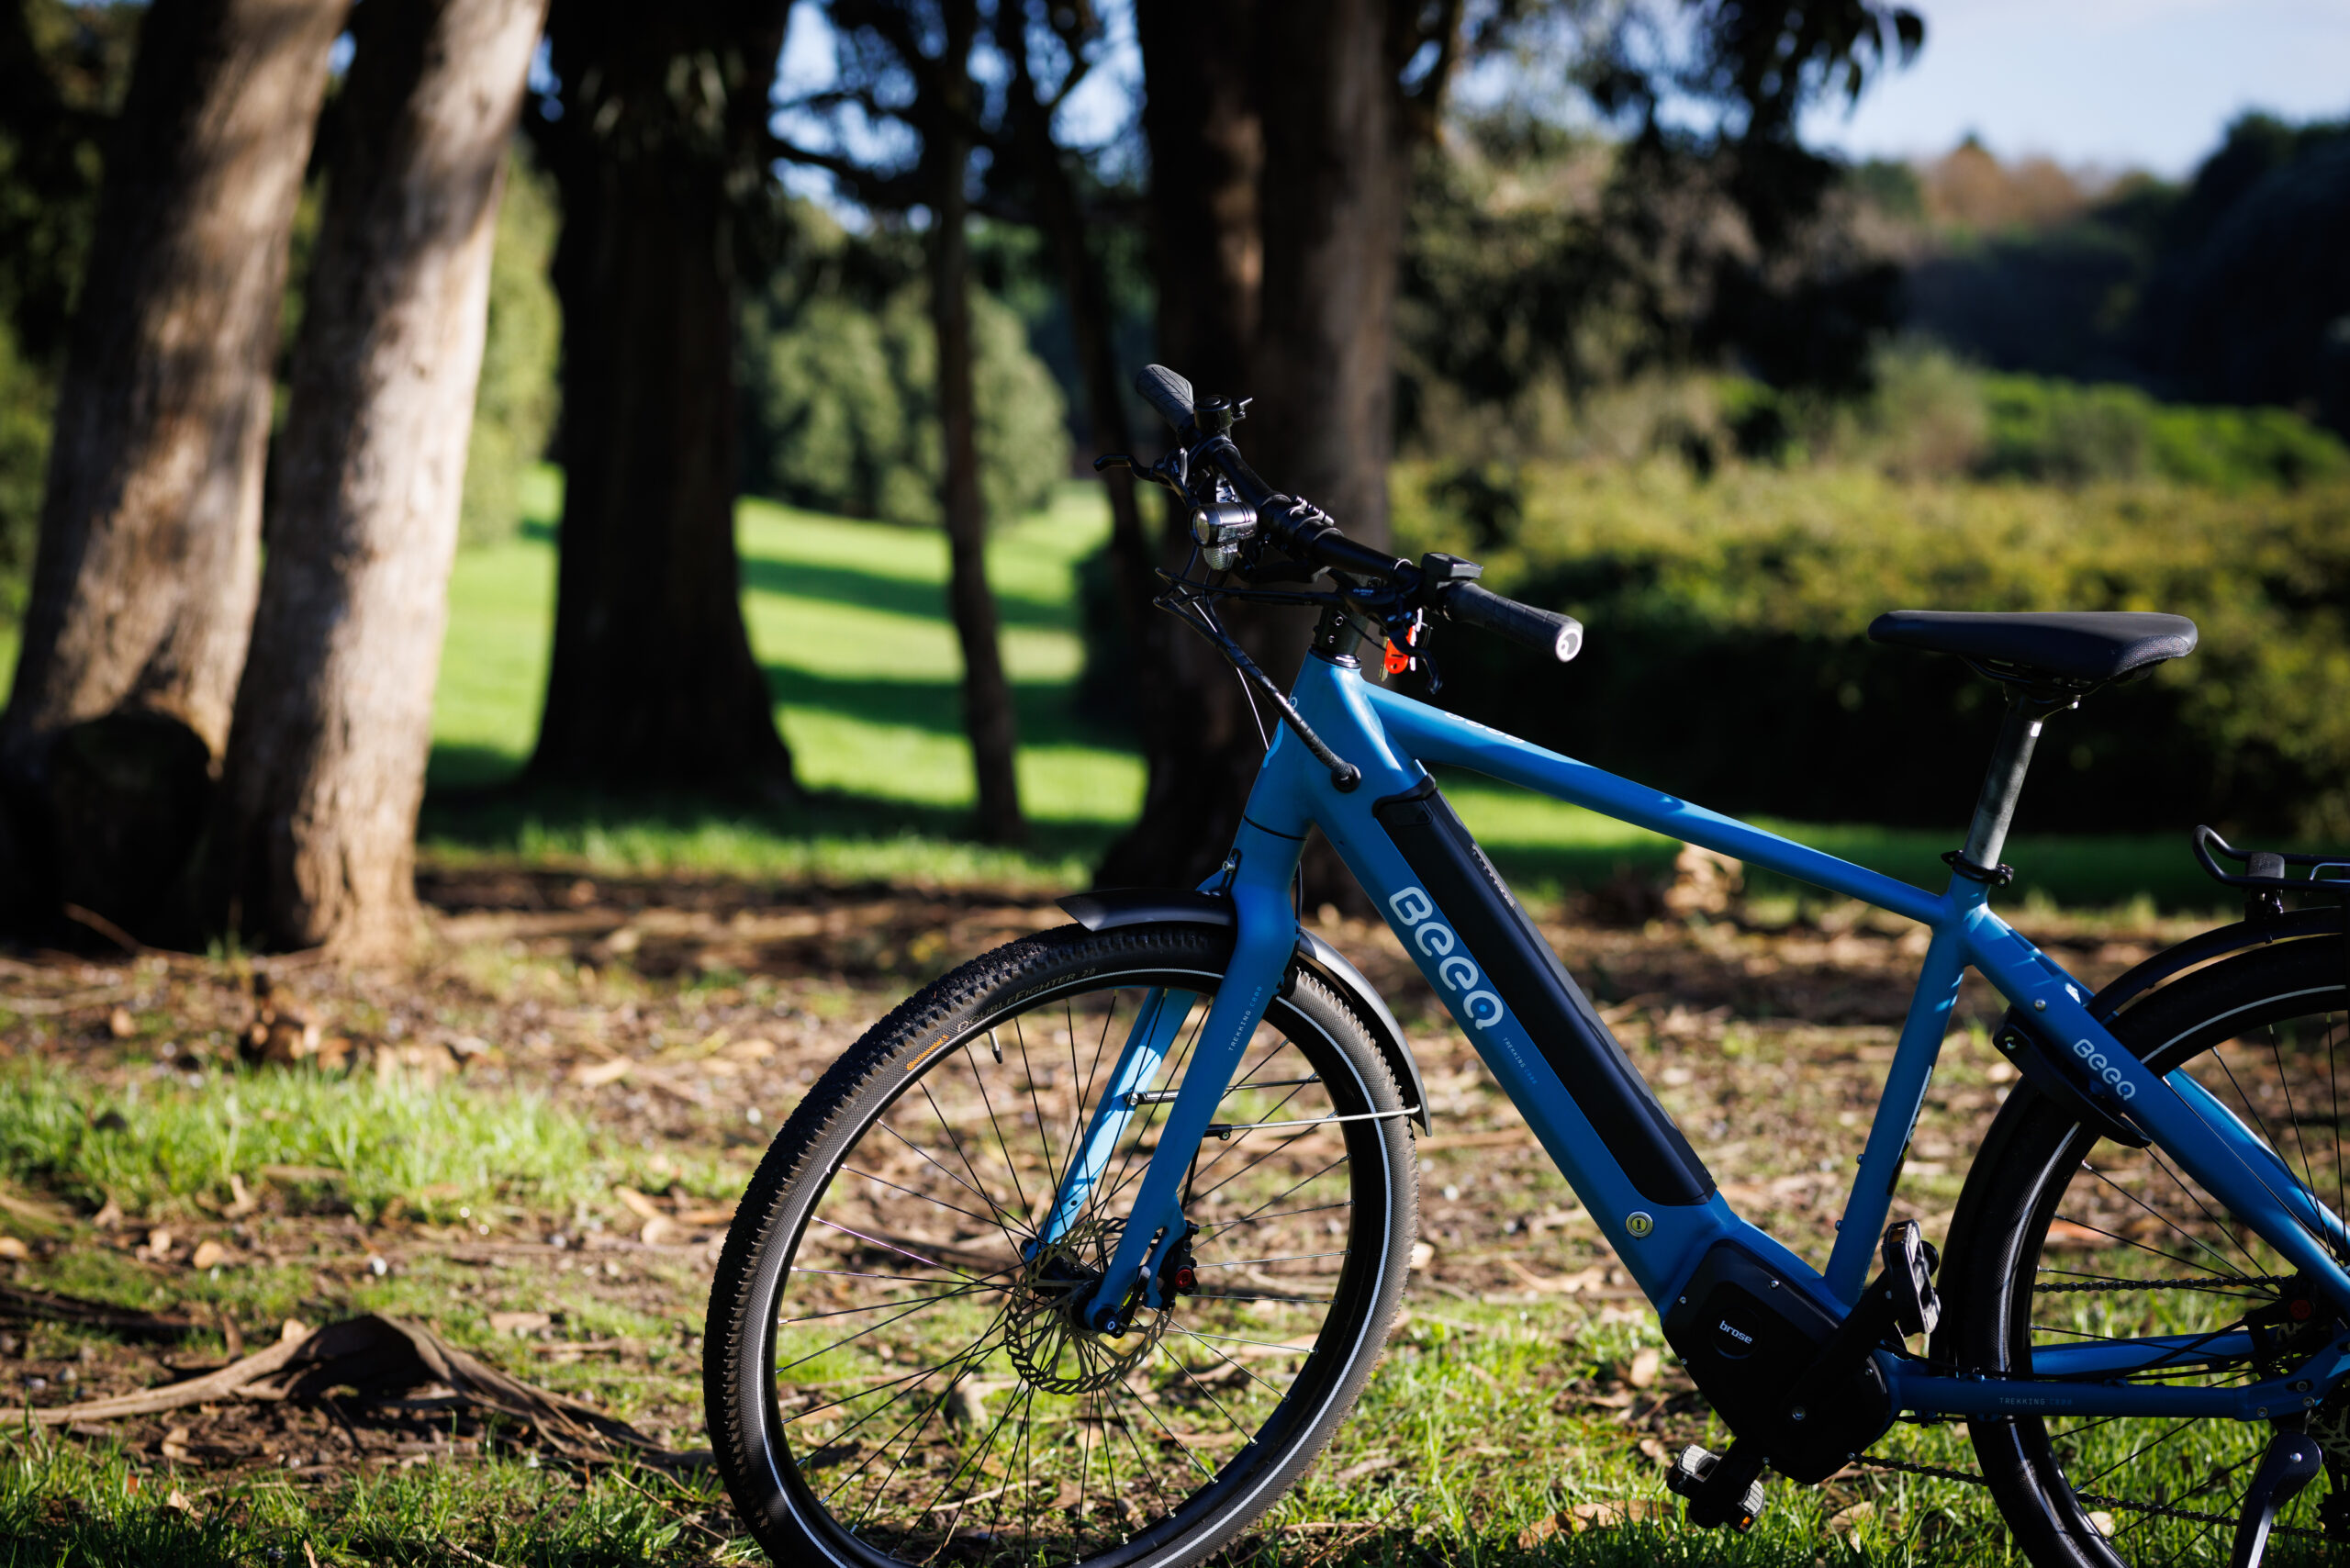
[457,143,561,547]
[740,211,1070,529]
[1397,459,2350,840]
[0,317,50,622]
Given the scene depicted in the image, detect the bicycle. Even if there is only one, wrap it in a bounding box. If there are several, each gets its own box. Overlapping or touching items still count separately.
[704,363,2350,1568]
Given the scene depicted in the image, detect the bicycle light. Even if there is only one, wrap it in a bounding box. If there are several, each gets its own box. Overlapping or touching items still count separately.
[1190,501,1257,570]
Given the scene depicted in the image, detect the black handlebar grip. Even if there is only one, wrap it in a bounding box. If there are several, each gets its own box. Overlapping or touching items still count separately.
[1438,581,1583,663]
[1135,364,1196,433]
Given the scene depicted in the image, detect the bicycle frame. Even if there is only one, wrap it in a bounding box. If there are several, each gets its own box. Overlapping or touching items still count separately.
[1051,650,2350,1427]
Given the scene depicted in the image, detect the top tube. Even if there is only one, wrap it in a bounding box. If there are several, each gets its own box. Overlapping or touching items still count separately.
[1357,677,1953,929]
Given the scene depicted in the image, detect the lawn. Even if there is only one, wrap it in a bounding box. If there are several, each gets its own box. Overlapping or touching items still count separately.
[408,471,2237,913]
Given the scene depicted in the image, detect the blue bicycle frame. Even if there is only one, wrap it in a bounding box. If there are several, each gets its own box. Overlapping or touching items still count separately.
[1047,650,2350,1428]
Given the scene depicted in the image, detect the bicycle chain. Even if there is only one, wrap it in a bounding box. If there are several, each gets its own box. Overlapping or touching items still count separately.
[1856,1451,2332,1544]
[2031,1274,2295,1294]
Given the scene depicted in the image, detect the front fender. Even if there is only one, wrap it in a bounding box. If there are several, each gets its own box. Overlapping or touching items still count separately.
[1058,888,1429,1131]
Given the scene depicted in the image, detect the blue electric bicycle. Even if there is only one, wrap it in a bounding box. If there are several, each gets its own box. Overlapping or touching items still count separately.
[707,364,2350,1567]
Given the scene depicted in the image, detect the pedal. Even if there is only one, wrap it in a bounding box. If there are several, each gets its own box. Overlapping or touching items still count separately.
[1881,1221,1942,1340]
[2230,1429,2322,1568]
[1664,1443,1766,1532]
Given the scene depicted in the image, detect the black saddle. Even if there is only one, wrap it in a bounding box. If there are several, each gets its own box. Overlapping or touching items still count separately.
[1868,610,2198,688]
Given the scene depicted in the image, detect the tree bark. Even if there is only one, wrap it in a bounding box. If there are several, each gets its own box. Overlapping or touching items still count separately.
[0,0,344,937]
[525,0,795,792]
[1101,0,1429,904]
[1092,0,1268,892]
[207,0,548,960]
[925,0,1024,845]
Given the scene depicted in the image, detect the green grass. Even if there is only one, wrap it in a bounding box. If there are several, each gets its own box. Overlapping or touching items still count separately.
[0,465,2242,911]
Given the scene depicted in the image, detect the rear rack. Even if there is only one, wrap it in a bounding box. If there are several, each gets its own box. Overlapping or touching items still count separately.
[2192,825,2350,919]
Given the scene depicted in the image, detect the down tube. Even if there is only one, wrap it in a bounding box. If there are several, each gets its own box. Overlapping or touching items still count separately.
[1285,657,1825,1308]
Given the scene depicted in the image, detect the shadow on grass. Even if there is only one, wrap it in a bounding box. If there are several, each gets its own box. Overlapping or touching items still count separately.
[419,776,1125,878]
[518,517,1078,632]
[755,666,1124,751]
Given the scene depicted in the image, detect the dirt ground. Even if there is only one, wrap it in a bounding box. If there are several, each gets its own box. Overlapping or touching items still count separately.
[0,867,2198,1500]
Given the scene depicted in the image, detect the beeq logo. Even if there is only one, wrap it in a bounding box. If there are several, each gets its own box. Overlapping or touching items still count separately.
[1387,888,1505,1029]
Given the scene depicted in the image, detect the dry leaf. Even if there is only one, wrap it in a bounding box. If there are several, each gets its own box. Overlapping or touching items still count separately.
[1828,1499,1875,1534]
[2087,1510,2115,1537]
[190,1239,229,1271]
[143,1226,173,1260]
[640,1214,685,1246]
[163,1487,197,1516]
[612,1186,665,1221]
[1627,1347,1660,1388]
[92,1196,122,1230]
[280,1318,312,1344]
[489,1311,551,1336]
[1408,1240,1435,1271]
[106,1007,136,1039]
[226,1173,257,1218]
[1638,1437,1668,1462]
[1516,1515,1562,1549]
[574,1056,636,1087]
[1566,1498,1665,1532]
[0,1238,28,1260]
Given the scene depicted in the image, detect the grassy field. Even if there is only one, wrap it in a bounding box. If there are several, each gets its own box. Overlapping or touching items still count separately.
[402,470,2238,914]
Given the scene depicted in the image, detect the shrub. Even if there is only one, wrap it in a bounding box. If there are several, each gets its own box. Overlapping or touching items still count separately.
[743,278,1069,528]
[1394,460,2350,841]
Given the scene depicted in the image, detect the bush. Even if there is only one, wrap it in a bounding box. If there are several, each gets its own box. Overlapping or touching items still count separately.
[742,275,1069,528]
[1394,460,2350,841]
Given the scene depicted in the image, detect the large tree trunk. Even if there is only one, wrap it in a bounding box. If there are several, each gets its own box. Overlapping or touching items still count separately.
[932,0,1024,845]
[1102,0,1419,904]
[524,0,795,792]
[1093,0,1267,891]
[207,0,547,960]
[0,0,344,938]
[1250,0,1406,553]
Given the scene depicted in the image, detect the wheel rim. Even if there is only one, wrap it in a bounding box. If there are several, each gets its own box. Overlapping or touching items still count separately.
[2003,986,2350,1562]
[756,969,1398,1566]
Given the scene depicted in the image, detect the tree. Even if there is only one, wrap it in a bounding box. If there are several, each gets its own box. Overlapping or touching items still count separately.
[206,0,548,959]
[0,0,345,939]
[784,0,1027,845]
[523,0,797,793]
[1097,0,1459,897]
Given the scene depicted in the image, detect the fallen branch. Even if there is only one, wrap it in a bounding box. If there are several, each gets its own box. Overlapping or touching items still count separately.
[28,1314,709,1467]
[0,1283,196,1340]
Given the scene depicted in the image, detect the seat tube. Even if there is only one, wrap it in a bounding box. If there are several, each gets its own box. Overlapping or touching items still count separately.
[1075,812,1306,1330]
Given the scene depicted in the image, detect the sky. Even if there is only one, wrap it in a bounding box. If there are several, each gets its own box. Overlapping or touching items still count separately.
[1803,0,2350,176]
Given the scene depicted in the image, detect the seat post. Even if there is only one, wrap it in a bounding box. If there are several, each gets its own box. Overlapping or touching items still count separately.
[1960,691,2076,876]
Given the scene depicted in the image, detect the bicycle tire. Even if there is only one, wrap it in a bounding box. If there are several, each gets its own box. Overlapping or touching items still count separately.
[1946,933,2350,1565]
[703,921,1417,1567]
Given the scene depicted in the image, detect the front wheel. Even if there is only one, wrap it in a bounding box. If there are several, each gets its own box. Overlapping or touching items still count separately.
[703,921,1417,1567]
[1948,935,2350,1565]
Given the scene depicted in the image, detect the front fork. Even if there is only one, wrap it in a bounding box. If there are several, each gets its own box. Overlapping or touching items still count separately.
[1058,819,1306,1332]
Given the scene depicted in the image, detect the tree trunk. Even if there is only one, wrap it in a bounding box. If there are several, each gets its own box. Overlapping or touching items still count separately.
[1095,0,1275,891]
[0,0,344,938]
[1101,0,1415,905]
[525,0,795,792]
[207,0,547,960]
[932,0,1024,846]
[1251,0,1406,553]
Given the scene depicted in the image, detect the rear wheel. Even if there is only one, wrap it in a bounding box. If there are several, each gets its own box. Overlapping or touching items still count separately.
[704,922,1417,1567]
[1949,935,2350,1564]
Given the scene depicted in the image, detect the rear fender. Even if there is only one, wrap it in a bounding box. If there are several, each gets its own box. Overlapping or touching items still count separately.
[1058,889,1429,1131]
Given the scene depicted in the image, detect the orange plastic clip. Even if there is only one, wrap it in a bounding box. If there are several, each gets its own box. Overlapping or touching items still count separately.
[1383,639,1412,675]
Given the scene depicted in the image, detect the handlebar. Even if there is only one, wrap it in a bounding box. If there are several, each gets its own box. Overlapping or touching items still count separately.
[1135,364,1582,666]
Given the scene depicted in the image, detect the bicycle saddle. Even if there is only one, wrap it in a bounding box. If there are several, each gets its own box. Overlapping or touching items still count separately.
[1867,609,2198,688]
